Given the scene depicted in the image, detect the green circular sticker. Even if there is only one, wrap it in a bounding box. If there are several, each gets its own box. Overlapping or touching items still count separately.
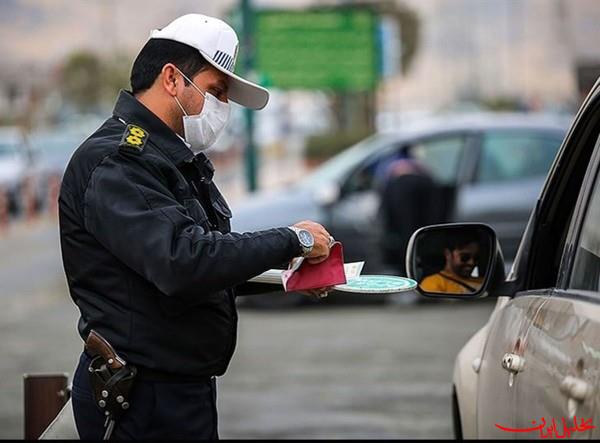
[334,275,418,294]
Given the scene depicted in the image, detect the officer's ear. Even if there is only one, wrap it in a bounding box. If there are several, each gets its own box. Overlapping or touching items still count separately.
[161,64,179,97]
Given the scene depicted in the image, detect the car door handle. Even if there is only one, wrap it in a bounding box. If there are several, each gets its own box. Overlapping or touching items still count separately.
[501,353,525,373]
[560,376,593,402]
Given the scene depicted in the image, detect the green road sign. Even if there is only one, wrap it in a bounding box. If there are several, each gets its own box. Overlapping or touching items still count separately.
[255,8,379,91]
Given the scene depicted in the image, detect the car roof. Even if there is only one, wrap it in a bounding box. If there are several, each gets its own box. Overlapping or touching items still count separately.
[300,112,574,190]
[379,112,572,141]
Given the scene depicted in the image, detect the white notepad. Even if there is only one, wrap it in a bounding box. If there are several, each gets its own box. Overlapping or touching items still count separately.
[249,261,365,286]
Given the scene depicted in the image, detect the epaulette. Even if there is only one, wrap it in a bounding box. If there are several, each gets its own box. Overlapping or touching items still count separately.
[119,124,148,154]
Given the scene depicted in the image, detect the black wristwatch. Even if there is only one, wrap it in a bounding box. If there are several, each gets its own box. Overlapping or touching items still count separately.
[288,226,314,257]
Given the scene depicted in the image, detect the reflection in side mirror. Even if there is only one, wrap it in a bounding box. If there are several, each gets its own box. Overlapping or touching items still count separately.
[406,223,503,299]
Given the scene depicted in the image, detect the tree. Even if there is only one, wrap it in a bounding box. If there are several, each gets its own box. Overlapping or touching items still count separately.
[102,52,131,102]
[59,50,131,113]
[326,1,421,151]
[60,51,103,112]
[353,0,421,75]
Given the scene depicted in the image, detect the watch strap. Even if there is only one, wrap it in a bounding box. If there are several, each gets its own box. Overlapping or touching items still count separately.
[288,226,313,257]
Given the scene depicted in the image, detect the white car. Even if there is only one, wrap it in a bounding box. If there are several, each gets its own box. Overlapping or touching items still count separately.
[408,77,600,439]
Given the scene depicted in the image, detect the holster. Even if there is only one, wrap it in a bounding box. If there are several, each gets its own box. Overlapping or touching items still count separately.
[85,330,137,422]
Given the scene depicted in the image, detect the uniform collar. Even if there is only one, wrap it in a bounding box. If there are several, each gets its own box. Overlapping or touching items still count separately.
[112,90,195,166]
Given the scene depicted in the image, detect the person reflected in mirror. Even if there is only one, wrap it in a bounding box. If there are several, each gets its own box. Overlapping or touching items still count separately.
[420,232,484,294]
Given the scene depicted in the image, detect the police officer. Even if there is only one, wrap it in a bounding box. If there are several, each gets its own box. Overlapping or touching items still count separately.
[59,14,333,439]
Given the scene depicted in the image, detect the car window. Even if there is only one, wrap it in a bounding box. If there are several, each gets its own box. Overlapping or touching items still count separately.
[477,132,562,183]
[341,149,400,194]
[301,134,399,189]
[340,135,465,195]
[408,136,465,185]
[569,169,600,291]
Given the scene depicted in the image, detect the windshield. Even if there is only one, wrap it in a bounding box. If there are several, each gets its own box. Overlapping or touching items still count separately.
[300,134,399,188]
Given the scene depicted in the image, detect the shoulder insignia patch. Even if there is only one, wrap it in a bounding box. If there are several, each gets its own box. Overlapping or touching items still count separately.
[119,124,148,152]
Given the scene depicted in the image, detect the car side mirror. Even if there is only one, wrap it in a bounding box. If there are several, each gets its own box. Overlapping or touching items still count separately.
[406,223,506,299]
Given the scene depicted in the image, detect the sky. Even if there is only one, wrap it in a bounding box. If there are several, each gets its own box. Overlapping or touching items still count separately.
[2,0,600,116]
[0,0,234,67]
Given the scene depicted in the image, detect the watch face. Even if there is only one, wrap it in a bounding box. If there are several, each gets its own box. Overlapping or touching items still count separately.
[298,229,314,247]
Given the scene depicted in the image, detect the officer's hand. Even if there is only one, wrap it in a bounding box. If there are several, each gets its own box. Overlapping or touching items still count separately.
[292,220,332,264]
[300,286,334,301]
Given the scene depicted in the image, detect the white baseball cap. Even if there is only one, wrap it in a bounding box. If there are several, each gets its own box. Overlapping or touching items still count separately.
[150,14,269,110]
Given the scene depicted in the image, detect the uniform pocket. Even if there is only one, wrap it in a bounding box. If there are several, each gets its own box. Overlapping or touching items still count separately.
[183,198,210,231]
[113,380,157,439]
[212,195,232,219]
[211,194,232,233]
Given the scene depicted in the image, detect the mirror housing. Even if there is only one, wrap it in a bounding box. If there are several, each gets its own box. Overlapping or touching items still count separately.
[406,223,506,299]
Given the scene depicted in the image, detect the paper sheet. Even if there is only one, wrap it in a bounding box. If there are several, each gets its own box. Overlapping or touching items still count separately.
[249,261,365,286]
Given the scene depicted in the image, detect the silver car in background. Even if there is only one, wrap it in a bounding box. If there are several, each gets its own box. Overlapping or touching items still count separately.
[232,112,570,307]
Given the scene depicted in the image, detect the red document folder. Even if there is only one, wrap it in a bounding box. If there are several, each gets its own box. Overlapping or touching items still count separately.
[282,242,347,291]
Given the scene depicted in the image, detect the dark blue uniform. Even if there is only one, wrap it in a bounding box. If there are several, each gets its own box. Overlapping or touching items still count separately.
[59,90,301,438]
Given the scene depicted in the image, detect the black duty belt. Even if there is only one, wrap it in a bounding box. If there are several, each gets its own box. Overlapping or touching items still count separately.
[83,349,213,383]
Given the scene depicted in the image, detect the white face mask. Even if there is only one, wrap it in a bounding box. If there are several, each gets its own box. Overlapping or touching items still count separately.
[173,68,230,153]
